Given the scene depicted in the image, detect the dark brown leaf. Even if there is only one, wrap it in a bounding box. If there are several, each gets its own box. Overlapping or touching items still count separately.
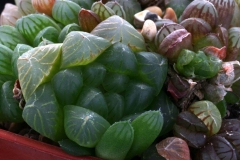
[173,124,207,148]
[218,131,240,158]
[197,142,220,160]
[219,119,240,133]
[176,111,208,132]
[210,135,237,160]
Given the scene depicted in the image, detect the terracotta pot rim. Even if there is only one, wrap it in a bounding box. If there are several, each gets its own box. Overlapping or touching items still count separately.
[0,129,98,160]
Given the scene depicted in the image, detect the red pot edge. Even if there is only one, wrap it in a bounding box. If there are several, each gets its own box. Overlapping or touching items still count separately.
[0,129,99,160]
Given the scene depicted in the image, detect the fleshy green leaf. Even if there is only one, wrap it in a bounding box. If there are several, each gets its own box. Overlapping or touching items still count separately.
[82,62,106,87]
[58,139,95,156]
[104,92,124,124]
[17,0,36,15]
[16,14,61,45]
[114,0,141,24]
[11,44,32,78]
[120,112,142,122]
[96,42,137,75]
[0,25,28,50]
[51,67,83,106]
[37,39,54,46]
[216,99,227,118]
[22,83,65,141]
[135,52,168,95]
[76,86,108,118]
[175,49,222,79]
[91,15,146,52]
[225,91,240,104]
[126,111,164,159]
[58,23,81,43]
[69,0,95,9]
[0,81,23,122]
[91,1,115,21]
[64,105,110,148]
[17,43,62,101]
[147,90,179,136]
[0,44,14,76]
[52,0,81,26]
[95,121,134,160]
[105,1,126,19]
[61,31,111,68]
[193,34,223,51]
[156,137,191,160]
[124,81,155,115]
[0,75,15,87]
[33,26,60,47]
[102,72,129,93]
[188,100,222,135]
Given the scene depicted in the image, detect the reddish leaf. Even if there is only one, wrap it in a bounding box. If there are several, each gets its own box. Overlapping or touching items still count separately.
[32,0,55,16]
[158,29,192,63]
[167,80,188,99]
[202,46,226,60]
[156,137,191,160]
[78,9,101,33]
[154,23,185,47]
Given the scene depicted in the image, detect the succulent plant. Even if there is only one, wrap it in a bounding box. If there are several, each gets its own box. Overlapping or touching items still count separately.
[0,1,172,157]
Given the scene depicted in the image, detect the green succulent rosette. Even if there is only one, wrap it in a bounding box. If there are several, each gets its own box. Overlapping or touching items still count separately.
[175,49,222,79]
[15,13,167,158]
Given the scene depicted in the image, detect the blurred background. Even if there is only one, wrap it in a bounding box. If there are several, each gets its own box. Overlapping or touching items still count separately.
[1,0,15,13]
